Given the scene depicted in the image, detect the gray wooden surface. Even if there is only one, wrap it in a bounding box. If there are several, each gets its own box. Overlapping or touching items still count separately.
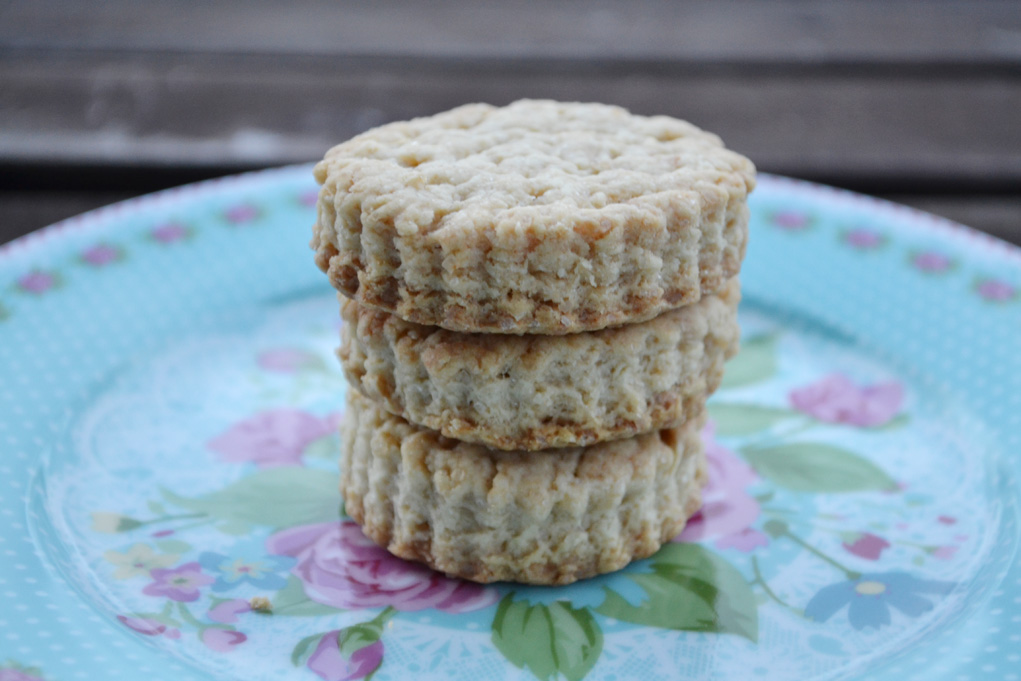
[1,0,1018,245]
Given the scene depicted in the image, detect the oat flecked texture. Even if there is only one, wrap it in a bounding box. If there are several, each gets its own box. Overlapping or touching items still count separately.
[340,390,708,585]
[313,99,755,334]
[339,277,740,450]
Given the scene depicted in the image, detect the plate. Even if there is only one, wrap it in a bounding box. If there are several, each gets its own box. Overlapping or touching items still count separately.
[1,167,1019,681]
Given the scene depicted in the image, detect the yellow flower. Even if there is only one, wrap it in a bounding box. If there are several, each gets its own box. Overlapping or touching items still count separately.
[104,543,179,580]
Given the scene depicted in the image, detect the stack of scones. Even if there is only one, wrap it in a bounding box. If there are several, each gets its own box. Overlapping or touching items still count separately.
[309,100,755,585]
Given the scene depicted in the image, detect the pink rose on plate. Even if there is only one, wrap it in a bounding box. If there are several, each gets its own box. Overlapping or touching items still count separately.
[116,615,181,641]
[911,251,954,274]
[676,424,766,552]
[843,228,885,250]
[207,409,340,468]
[308,632,383,681]
[789,373,903,427]
[266,521,498,612]
[770,210,812,232]
[16,270,58,295]
[225,204,260,224]
[842,532,891,561]
[201,628,247,653]
[150,222,190,244]
[207,598,251,624]
[81,243,122,266]
[975,278,1017,303]
[117,616,167,636]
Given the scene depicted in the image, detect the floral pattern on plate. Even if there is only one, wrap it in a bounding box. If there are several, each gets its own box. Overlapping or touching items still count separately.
[31,294,995,681]
[4,170,1017,681]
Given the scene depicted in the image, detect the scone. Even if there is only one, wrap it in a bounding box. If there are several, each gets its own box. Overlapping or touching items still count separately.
[339,277,740,450]
[340,391,708,585]
[312,99,755,334]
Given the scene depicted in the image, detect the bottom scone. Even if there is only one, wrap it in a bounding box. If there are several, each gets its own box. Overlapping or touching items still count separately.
[340,390,708,585]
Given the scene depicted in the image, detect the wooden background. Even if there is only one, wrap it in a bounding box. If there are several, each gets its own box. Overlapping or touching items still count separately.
[1,0,1019,245]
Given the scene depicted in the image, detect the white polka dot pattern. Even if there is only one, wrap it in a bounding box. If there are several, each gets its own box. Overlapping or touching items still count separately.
[0,170,1018,681]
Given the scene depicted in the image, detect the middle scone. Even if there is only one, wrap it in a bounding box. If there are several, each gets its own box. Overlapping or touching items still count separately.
[339,277,740,451]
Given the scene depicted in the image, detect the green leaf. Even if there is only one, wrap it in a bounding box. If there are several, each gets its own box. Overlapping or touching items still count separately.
[721,335,777,389]
[155,539,192,554]
[117,517,143,531]
[741,442,897,493]
[272,576,346,617]
[595,543,758,642]
[492,595,603,681]
[147,500,167,516]
[216,519,254,536]
[161,467,340,528]
[707,403,795,436]
[762,519,789,539]
[338,622,382,657]
[291,632,324,666]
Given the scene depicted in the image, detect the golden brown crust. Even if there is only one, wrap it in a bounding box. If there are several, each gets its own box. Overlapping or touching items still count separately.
[338,278,740,450]
[313,99,754,334]
[340,391,708,585]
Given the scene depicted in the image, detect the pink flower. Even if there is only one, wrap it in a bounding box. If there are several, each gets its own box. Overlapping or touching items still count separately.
[938,515,956,525]
[266,521,498,612]
[117,615,166,636]
[308,632,383,681]
[207,599,251,624]
[81,243,122,266]
[201,628,247,653]
[715,527,769,552]
[676,424,763,551]
[842,532,891,561]
[116,616,181,642]
[142,562,214,602]
[0,670,44,681]
[843,228,885,250]
[930,545,958,561]
[257,348,324,373]
[207,409,338,468]
[225,204,260,224]
[976,278,1017,303]
[299,189,320,207]
[789,373,903,427]
[16,270,58,295]
[911,251,953,273]
[150,222,189,244]
[771,210,811,231]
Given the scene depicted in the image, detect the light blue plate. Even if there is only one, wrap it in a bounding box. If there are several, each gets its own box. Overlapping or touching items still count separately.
[1,168,1019,681]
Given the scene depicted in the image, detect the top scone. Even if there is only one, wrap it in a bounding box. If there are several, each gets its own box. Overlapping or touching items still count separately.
[312,99,755,334]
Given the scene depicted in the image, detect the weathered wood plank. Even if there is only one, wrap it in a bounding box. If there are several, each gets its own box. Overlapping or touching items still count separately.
[1,53,1019,186]
[0,191,137,246]
[1,0,1019,66]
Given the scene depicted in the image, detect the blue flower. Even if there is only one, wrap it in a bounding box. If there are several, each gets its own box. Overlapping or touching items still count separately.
[198,551,296,593]
[805,571,954,630]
